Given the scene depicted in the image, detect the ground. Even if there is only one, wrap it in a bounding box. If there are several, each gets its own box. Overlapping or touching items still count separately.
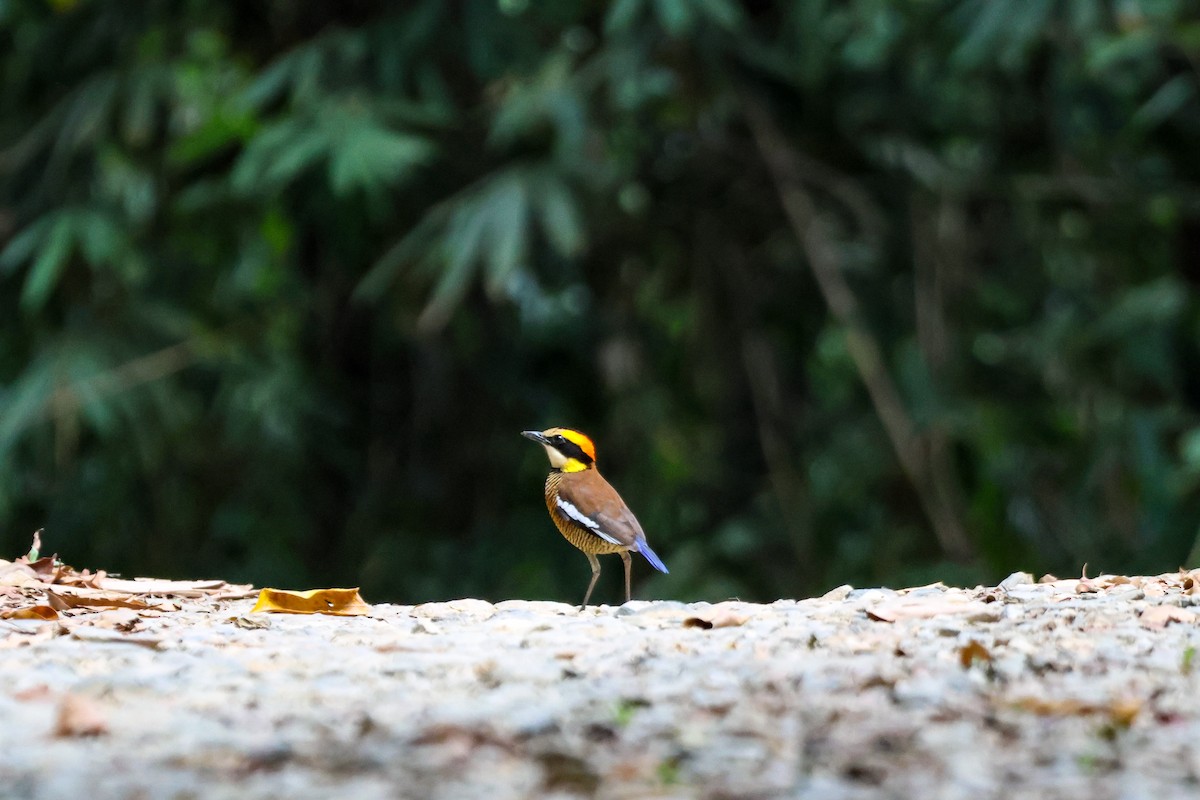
[2,568,1200,799]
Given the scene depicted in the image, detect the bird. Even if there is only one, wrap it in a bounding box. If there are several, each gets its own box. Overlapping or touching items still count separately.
[522,427,668,608]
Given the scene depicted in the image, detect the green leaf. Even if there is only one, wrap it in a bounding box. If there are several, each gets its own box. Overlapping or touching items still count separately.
[168,109,259,166]
[355,210,447,301]
[328,125,434,196]
[0,360,57,457]
[77,212,123,267]
[483,172,529,295]
[533,174,584,257]
[232,120,327,192]
[21,215,74,312]
[418,202,490,330]
[1131,75,1196,131]
[652,0,694,37]
[0,217,52,274]
[604,0,645,35]
[695,0,743,30]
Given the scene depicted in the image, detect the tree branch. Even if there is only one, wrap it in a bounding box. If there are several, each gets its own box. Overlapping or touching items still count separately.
[742,96,975,563]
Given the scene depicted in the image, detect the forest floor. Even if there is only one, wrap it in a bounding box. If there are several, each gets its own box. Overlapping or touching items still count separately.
[3,563,1200,799]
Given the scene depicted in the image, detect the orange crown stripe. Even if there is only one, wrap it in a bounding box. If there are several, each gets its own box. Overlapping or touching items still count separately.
[552,428,597,462]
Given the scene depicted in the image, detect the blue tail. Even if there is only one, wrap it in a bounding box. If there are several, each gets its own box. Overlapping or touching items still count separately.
[637,541,669,574]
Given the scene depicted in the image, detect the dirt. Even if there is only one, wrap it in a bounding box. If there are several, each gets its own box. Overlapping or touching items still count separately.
[3,571,1200,799]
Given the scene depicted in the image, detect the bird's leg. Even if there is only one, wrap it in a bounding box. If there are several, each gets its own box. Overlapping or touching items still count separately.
[581,552,601,610]
[620,550,632,604]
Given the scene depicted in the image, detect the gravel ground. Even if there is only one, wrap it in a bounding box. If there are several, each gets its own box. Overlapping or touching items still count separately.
[3,572,1200,799]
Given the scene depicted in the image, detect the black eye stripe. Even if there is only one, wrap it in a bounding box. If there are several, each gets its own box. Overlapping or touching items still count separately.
[554,438,593,464]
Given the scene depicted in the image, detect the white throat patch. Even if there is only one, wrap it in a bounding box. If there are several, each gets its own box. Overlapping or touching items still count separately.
[542,443,568,469]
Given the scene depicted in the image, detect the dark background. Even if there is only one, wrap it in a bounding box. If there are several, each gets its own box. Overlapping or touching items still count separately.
[2,0,1199,603]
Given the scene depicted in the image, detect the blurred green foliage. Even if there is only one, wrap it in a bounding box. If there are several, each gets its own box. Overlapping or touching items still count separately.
[2,0,1200,602]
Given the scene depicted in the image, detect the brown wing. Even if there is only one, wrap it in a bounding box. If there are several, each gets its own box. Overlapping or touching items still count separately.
[554,469,646,549]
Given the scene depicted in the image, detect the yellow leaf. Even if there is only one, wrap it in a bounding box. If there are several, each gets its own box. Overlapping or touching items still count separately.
[250,587,371,616]
[0,605,59,620]
[958,639,992,668]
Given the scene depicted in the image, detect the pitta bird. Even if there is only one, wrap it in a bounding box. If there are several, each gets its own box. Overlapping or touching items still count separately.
[522,427,668,607]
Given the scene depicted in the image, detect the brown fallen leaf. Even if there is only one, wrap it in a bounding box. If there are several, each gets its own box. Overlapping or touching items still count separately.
[92,577,228,595]
[0,562,39,588]
[1109,697,1143,728]
[13,684,53,702]
[45,588,153,611]
[55,569,108,588]
[866,599,992,622]
[80,607,142,630]
[865,606,898,623]
[682,610,749,630]
[1139,605,1198,630]
[959,640,992,668]
[1181,570,1200,595]
[209,585,259,600]
[68,627,163,649]
[54,693,108,737]
[18,556,63,584]
[1011,696,1141,727]
[1143,582,1168,597]
[0,605,58,621]
[250,587,371,616]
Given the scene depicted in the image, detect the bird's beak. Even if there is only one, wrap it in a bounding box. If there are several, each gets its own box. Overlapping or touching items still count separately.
[521,430,549,445]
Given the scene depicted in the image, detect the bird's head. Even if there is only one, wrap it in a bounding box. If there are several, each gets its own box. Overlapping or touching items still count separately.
[521,427,597,473]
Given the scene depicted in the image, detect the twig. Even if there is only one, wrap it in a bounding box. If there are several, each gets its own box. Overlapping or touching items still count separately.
[742,95,974,563]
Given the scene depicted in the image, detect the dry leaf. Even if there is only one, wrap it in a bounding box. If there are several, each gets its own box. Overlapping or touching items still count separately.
[899,581,949,594]
[92,577,228,595]
[959,640,992,668]
[18,555,63,583]
[250,587,371,616]
[0,562,39,588]
[209,585,258,600]
[1139,605,1198,630]
[1181,570,1200,595]
[1011,696,1141,726]
[54,694,108,737]
[69,627,162,649]
[13,684,53,702]
[81,608,142,630]
[866,599,989,622]
[682,611,749,630]
[0,605,58,621]
[56,569,107,588]
[45,588,153,611]
[1011,697,1091,716]
[1109,697,1143,727]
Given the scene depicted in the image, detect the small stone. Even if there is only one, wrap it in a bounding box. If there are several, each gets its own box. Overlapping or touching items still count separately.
[998,571,1035,589]
[412,619,443,635]
[492,600,574,615]
[820,584,854,601]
